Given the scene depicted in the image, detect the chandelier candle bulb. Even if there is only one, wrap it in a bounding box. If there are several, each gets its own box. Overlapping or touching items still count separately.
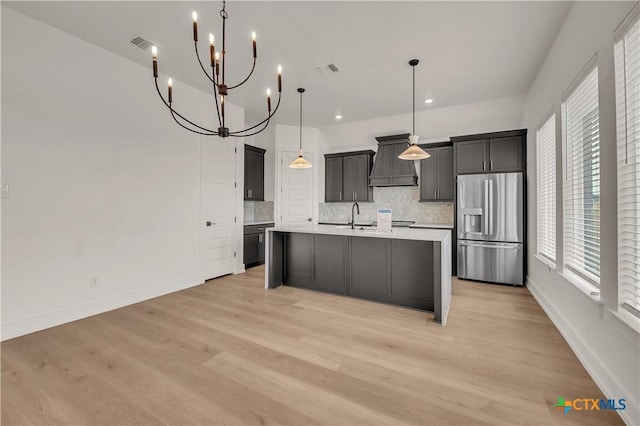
[209,34,215,66]
[215,52,220,76]
[151,46,158,77]
[277,65,282,92]
[192,11,198,42]
[221,95,225,118]
[252,32,257,58]
[168,78,173,103]
[267,88,271,111]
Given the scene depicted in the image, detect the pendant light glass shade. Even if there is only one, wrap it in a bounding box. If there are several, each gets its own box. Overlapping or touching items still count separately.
[289,88,312,169]
[290,150,312,169]
[399,59,430,161]
[398,135,430,160]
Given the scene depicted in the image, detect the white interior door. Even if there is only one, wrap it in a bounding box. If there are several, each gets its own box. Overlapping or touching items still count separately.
[201,138,236,280]
[280,150,314,226]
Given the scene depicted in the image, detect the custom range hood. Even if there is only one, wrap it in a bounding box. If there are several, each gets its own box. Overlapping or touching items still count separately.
[369,134,418,187]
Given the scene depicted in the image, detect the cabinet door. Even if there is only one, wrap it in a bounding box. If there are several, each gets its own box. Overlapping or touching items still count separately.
[284,232,314,289]
[244,149,264,200]
[343,155,367,201]
[325,157,343,202]
[455,140,487,174]
[419,150,438,201]
[352,155,371,202]
[349,237,390,303]
[342,156,356,201]
[488,136,523,172]
[436,146,454,200]
[243,234,260,265]
[314,235,347,295]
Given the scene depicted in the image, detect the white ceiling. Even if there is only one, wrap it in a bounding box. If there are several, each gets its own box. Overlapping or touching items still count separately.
[4,1,571,128]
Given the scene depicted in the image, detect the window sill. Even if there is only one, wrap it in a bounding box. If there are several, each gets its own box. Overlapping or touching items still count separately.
[559,270,603,304]
[533,254,556,271]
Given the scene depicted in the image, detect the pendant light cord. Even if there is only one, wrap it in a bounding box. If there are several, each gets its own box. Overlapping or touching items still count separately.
[299,90,303,150]
[412,63,415,135]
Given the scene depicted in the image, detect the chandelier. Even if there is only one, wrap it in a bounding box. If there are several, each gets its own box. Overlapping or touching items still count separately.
[151,1,282,138]
[289,88,312,169]
[398,59,430,160]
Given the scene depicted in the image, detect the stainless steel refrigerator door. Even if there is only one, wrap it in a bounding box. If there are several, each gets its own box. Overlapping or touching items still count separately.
[457,174,488,241]
[457,241,524,285]
[486,172,524,243]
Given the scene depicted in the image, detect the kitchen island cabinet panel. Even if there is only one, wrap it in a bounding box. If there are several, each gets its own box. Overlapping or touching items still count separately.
[284,233,314,289]
[391,240,434,310]
[314,234,348,295]
[349,237,391,303]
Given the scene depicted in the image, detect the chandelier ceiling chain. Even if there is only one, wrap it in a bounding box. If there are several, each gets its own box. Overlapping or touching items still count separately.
[151,1,282,138]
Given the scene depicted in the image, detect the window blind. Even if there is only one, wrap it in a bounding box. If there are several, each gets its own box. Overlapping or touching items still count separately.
[615,7,640,318]
[537,114,557,262]
[562,61,600,286]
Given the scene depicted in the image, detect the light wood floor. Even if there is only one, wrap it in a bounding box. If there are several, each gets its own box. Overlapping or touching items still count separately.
[2,266,624,425]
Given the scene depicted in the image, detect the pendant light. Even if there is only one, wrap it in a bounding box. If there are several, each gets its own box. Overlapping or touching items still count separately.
[398,59,430,160]
[289,88,313,169]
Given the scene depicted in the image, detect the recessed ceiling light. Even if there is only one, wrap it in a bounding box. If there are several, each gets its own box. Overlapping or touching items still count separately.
[424,98,433,104]
[335,115,342,120]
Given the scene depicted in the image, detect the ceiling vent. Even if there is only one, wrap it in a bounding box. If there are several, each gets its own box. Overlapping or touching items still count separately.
[314,63,340,75]
[130,35,162,51]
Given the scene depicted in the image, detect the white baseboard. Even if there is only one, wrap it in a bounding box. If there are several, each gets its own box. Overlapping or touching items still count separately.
[1,273,203,341]
[527,277,638,426]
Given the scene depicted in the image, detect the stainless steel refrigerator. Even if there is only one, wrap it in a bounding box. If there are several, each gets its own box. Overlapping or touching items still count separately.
[457,172,524,285]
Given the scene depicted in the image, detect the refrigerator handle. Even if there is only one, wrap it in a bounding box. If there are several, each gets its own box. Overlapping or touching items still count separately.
[488,179,494,236]
[484,179,489,235]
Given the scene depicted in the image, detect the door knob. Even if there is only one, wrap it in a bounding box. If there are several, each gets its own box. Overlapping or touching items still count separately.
[206,221,216,226]
[307,218,312,222]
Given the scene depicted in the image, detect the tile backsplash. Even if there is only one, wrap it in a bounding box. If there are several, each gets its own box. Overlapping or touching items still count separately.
[319,187,453,224]
[244,201,274,222]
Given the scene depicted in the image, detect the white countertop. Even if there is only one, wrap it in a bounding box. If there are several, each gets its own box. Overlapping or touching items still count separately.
[243,220,275,226]
[268,224,451,242]
[410,223,454,229]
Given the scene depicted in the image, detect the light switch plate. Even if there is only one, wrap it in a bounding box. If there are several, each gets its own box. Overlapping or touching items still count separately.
[0,184,8,198]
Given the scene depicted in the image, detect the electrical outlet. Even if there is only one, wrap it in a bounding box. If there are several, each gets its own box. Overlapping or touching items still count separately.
[90,277,100,288]
[0,184,9,198]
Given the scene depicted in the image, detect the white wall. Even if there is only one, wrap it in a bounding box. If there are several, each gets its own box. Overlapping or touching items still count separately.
[521,2,639,425]
[319,95,525,152]
[1,8,244,339]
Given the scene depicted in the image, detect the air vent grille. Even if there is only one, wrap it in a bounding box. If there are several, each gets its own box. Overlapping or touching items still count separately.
[130,35,162,51]
[314,63,340,75]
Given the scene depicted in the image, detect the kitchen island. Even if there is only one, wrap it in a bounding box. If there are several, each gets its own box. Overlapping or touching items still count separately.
[265,225,452,325]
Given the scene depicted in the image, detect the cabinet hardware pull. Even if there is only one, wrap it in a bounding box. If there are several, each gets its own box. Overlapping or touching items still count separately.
[490,161,493,170]
[434,190,437,198]
[339,191,342,200]
[483,161,486,171]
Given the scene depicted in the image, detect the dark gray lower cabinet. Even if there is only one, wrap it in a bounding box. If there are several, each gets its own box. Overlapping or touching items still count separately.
[284,233,434,311]
[244,223,274,267]
[284,233,314,288]
[314,235,347,295]
[350,237,390,302]
[390,240,434,310]
[284,233,347,295]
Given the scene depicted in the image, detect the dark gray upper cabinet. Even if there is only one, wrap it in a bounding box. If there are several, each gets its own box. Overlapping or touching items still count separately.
[369,134,418,186]
[324,150,374,202]
[325,157,343,202]
[489,136,524,172]
[244,145,265,201]
[451,129,526,175]
[419,144,453,201]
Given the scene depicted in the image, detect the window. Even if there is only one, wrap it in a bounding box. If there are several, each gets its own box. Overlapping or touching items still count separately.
[615,4,640,319]
[562,57,600,287]
[537,114,557,262]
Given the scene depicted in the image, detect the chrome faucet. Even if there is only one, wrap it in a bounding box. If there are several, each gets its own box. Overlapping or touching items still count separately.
[351,202,360,230]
